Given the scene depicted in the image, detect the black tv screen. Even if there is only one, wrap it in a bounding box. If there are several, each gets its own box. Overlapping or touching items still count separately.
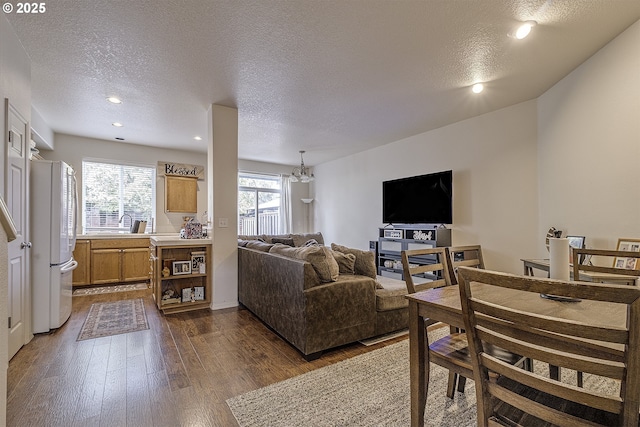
[382,170,453,225]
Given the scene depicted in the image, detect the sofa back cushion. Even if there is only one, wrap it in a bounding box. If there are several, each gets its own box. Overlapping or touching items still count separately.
[244,240,274,252]
[291,232,325,247]
[331,243,377,279]
[270,243,339,282]
[270,237,295,246]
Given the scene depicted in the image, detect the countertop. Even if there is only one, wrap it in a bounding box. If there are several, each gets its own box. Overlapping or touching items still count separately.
[150,235,212,246]
[78,233,152,240]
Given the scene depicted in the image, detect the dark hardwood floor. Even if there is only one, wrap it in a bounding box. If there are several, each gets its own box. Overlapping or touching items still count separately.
[7,288,407,427]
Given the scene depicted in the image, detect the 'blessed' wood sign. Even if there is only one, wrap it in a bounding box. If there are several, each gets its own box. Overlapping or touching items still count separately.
[157,162,204,179]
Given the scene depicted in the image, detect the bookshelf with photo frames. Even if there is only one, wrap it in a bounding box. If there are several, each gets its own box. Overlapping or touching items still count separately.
[150,237,211,314]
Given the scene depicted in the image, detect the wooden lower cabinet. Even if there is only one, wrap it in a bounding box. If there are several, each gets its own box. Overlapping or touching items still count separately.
[72,240,91,286]
[73,237,150,286]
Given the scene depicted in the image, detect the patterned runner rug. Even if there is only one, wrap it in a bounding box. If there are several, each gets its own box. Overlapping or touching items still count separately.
[77,298,149,341]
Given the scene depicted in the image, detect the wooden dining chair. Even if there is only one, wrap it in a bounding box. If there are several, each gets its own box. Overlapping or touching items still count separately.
[401,248,524,399]
[448,245,485,278]
[458,266,640,427]
[572,247,640,285]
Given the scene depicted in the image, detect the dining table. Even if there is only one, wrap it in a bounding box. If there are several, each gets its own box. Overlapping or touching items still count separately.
[406,282,626,427]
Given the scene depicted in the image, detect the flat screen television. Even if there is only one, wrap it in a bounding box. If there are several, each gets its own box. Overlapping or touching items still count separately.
[382,170,453,225]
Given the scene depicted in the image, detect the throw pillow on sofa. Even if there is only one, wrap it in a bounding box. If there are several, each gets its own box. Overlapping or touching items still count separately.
[291,232,325,247]
[270,243,339,282]
[331,250,357,274]
[330,243,377,279]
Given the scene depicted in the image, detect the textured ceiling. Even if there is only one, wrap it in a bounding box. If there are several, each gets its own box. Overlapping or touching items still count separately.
[6,1,640,166]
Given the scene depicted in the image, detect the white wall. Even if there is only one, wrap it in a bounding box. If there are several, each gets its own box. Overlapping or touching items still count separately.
[314,19,640,275]
[0,12,31,426]
[41,133,209,234]
[537,20,640,253]
[314,100,539,274]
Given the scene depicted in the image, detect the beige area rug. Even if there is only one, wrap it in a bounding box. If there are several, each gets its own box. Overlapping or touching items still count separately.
[73,282,149,296]
[77,298,149,341]
[358,328,408,346]
[227,328,619,427]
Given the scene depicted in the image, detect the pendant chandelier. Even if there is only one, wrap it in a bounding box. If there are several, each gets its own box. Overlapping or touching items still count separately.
[290,150,314,183]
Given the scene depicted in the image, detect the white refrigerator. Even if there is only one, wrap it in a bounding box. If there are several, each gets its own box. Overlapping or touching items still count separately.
[31,160,78,333]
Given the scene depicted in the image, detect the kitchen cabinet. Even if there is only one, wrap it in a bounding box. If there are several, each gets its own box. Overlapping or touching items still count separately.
[150,236,211,314]
[72,239,91,285]
[72,237,150,286]
[165,176,197,213]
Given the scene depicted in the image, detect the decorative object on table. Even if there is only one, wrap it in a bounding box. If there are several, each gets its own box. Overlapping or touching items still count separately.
[182,287,194,302]
[193,286,205,301]
[566,235,586,264]
[544,237,580,302]
[191,250,206,272]
[181,217,203,239]
[544,227,562,251]
[172,260,191,275]
[614,238,640,269]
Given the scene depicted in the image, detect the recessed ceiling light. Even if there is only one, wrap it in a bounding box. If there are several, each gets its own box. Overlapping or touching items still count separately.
[194,136,202,141]
[112,122,123,127]
[106,97,122,104]
[471,83,484,94]
[511,20,537,40]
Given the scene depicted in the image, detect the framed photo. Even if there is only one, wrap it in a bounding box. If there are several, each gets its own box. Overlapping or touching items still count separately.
[614,238,640,270]
[191,251,206,272]
[181,287,194,302]
[193,286,205,301]
[173,260,191,275]
[566,235,586,264]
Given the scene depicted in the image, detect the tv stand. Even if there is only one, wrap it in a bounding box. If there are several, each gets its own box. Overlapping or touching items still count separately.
[377,225,451,280]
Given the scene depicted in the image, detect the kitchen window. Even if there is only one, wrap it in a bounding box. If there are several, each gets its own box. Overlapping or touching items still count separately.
[82,160,155,233]
[238,172,282,235]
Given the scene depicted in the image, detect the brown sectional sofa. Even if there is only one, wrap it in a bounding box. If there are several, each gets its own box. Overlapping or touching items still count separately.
[237,233,409,360]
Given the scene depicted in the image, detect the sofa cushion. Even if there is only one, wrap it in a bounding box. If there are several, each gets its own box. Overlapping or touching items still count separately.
[269,243,339,282]
[331,243,377,279]
[244,240,274,252]
[291,232,325,247]
[271,237,295,246]
[331,250,357,274]
[375,275,409,311]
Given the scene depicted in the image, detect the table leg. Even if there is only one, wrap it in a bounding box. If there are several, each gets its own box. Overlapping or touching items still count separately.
[409,301,427,427]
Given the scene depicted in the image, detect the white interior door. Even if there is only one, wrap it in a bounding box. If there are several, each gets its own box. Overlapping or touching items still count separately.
[6,101,30,360]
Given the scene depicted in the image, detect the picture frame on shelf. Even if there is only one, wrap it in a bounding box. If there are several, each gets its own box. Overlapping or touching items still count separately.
[193,286,205,301]
[614,238,640,270]
[182,287,194,302]
[191,251,206,272]
[173,260,192,275]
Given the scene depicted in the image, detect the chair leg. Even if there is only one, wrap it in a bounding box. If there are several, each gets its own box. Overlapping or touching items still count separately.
[446,372,457,398]
[577,371,583,387]
[457,375,466,392]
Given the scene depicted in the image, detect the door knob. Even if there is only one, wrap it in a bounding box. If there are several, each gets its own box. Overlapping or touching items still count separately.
[21,242,32,249]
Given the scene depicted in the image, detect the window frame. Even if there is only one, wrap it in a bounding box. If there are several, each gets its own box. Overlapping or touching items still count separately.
[81,158,156,233]
[238,172,282,235]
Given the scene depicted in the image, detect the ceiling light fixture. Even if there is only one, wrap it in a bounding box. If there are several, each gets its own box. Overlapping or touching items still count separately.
[194,136,202,141]
[106,96,122,104]
[472,83,484,94]
[290,150,314,183]
[511,20,537,40]
[112,122,123,127]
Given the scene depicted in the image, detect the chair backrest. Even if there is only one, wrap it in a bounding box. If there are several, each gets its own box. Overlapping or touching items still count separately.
[572,248,640,285]
[400,247,454,294]
[457,266,640,427]
[447,245,485,285]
